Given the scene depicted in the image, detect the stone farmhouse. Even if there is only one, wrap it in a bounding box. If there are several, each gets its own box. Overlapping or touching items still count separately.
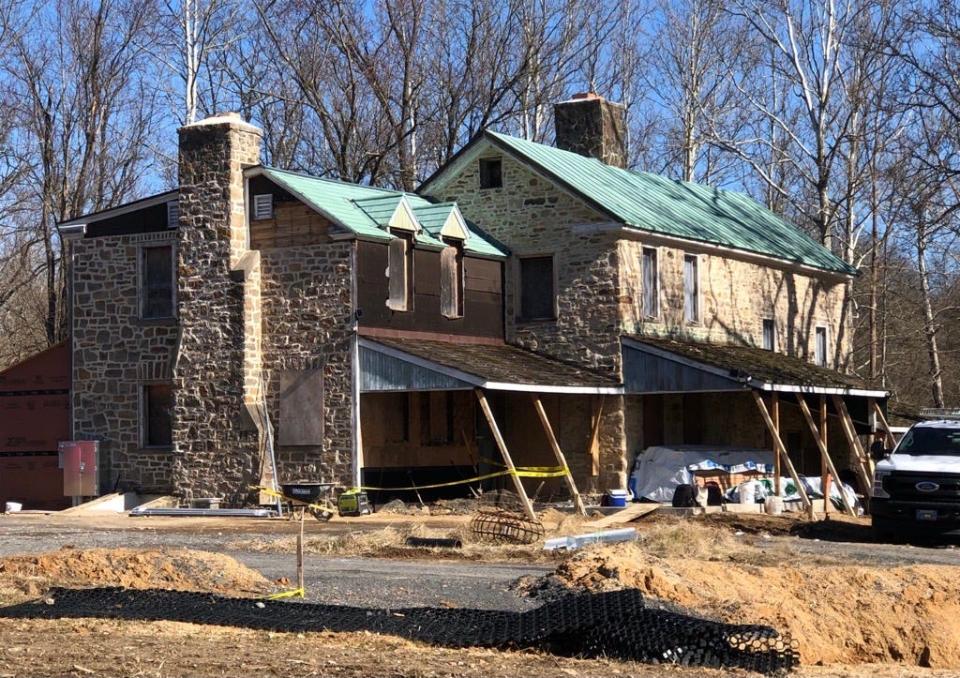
[57,96,890,510]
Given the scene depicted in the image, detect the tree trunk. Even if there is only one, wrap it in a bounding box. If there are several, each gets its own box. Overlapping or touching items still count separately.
[916,218,945,408]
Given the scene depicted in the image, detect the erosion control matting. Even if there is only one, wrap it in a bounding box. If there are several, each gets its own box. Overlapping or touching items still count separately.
[0,587,798,674]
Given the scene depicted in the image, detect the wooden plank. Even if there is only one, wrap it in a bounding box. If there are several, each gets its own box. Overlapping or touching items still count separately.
[796,395,855,516]
[590,502,659,528]
[820,396,830,517]
[752,391,811,509]
[475,389,537,521]
[588,396,605,477]
[872,400,897,450]
[831,395,874,491]
[771,392,781,495]
[531,395,586,516]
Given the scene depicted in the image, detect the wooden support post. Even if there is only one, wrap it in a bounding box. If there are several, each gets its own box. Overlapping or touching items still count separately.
[531,395,587,516]
[296,507,305,595]
[771,392,781,495]
[475,389,537,521]
[797,395,855,517]
[820,396,831,517]
[831,395,873,492]
[588,396,605,477]
[872,400,897,450]
[752,391,811,510]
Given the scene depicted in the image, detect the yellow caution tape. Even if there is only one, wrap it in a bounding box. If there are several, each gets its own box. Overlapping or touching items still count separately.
[266,587,305,600]
[355,466,570,492]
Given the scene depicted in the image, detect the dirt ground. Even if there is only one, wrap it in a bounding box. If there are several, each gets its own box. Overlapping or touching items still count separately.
[0,509,958,677]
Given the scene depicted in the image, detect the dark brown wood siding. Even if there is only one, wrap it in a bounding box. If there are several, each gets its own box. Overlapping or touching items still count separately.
[248,175,333,248]
[357,240,503,340]
[85,202,170,238]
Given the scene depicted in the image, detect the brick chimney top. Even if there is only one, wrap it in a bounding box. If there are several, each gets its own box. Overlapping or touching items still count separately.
[554,94,627,169]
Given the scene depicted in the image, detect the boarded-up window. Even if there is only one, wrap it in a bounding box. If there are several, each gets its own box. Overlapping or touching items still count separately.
[386,235,412,311]
[815,327,828,367]
[440,243,464,319]
[519,255,554,320]
[413,391,454,445]
[141,245,174,319]
[642,247,659,318]
[479,158,502,189]
[142,383,173,448]
[278,370,325,446]
[762,319,775,351]
[683,254,699,323]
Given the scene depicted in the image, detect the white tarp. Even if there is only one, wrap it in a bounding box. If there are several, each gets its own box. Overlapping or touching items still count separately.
[628,445,775,503]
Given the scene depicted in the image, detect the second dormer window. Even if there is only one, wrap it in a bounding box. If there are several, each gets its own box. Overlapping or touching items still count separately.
[440,240,464,319]
[387,233,413,312]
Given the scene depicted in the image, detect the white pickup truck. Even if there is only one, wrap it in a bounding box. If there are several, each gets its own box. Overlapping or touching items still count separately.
[871,420,960,539]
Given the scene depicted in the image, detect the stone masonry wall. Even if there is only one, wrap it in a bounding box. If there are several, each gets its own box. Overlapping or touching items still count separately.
[260,243,355,486]
[173,117,263,502]
[617,240,851,369]
[70,231,179,492]
[432,153,629,491]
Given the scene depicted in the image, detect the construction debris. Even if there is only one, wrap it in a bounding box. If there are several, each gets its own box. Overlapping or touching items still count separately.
[129,507,275,518]
[543,527,637,551]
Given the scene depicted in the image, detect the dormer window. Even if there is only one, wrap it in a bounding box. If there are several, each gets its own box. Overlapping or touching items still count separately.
[166,201,179,228]
[441,239,464,319]
[387,232,414,312]
[253,193,273,220]
[479,158,502,189]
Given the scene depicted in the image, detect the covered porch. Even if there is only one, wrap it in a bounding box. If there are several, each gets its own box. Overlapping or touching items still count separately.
[358,338,621,519]
[622,336,893,515]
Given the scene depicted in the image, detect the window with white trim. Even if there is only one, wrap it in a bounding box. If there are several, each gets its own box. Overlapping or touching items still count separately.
[683,254,700,323]
[815,326,828,367]
[762,318,775,351]
[642,247,659,318]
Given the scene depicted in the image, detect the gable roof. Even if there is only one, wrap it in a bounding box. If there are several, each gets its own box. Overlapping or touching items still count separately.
[421,131,855,276]
[252,167,506,258]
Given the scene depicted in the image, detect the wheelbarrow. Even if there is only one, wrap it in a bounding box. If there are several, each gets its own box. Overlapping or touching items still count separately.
[279,482,337,522]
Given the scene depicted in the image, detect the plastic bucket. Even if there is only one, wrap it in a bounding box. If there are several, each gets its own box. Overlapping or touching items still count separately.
[604,490,628,508]
[764,496,784,516]
[4,501,22,513]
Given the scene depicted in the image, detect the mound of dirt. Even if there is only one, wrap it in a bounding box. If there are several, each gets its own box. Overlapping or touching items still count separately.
[520,542,960,668]
[0,547,270,601]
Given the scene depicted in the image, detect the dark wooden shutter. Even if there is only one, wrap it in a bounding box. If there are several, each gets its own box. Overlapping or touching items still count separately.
[387,237,409,311]
[278,370,325,446]
[142,246,174,319]
[440,245,462,318]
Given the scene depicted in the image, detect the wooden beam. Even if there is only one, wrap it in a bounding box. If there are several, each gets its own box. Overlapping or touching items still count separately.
[772,392,781,495]
[531,395,587,516]
[820,396,830,517]
[797,395,856,517]
[475,389,537,521]
[831,395,874,493]
[872,400,897,450]
[587,396,605,477]
[752,391,811,509]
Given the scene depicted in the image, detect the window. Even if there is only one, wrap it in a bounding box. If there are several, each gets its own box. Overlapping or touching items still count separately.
[642,247,659,318]
[519,255,555,320]
[479,158,502,189]
[142,383,173,448]
[166,201,179,228]
[683,254,699,323]
[386,233,413,311]
[815,326,828,367]
[253,193,273,220]
[140,245,174,319]
[762,319,775,351]
[440,241,464,319]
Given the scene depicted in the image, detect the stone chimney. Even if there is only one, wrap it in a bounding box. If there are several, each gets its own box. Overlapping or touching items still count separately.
[173,113,264,503]
[554,93,627,169]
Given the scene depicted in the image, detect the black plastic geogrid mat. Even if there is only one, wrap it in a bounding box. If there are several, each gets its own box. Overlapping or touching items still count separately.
[0,587,798,674]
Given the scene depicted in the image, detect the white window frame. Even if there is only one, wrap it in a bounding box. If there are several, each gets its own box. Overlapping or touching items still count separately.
[253,193,273,220]
[683,253,701,324]
[138,243,177,320]
[815,325,829,367]
[762,318,776,351]
[641,246,660,320]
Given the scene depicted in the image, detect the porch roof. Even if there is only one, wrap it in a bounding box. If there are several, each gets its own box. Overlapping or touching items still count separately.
[360,338,621,394]
[622,336,888,398]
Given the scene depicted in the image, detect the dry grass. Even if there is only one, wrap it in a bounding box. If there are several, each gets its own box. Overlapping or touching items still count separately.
[635,518,741,560]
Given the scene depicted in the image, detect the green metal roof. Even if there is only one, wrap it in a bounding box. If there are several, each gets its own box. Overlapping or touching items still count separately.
[484,132,856,276]
[256,167,506,258]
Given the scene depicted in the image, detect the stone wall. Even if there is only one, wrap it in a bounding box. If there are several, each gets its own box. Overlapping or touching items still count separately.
[69,231,179,492]
[260,243,355,486]
[618,239,851,369]
[172,116,264,502]
[554,95,628,169]
[433,153,629,491]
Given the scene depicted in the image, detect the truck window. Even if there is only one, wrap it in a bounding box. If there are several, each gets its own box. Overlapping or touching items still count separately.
[896,427,960,456]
